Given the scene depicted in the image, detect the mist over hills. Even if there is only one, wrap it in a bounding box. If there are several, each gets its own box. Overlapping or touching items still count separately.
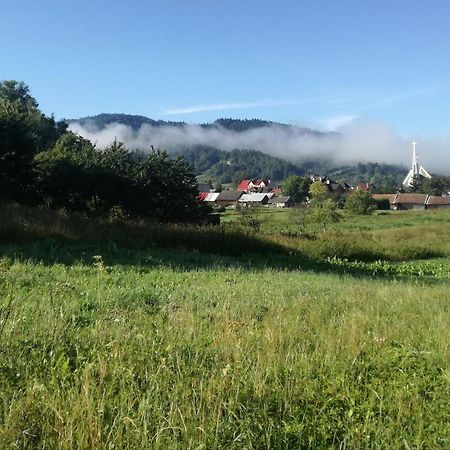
[68,114,408,189]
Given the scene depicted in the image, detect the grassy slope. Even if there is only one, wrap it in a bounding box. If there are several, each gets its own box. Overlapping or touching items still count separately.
[1,206,450,448]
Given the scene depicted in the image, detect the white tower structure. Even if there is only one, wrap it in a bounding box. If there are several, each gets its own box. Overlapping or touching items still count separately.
[402,141,431,188]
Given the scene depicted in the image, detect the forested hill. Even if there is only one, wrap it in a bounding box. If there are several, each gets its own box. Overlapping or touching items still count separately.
[174,146,305,184]
[69,114,322,135]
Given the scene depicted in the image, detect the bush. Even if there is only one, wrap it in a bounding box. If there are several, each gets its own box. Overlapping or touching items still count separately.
[344,190,376,215]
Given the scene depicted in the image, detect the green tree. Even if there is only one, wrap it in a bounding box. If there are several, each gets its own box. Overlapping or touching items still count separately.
[282,175,311,203]
[0,80,66,202]
[130,149,206,222]
[307,181,340,232]
[309,181,327,200]
[35,132,100,212]
[422,176,450,196]
[308,198,341,233]
[407,174,423,193]
[344,190,376,215]
[237,204,261,232]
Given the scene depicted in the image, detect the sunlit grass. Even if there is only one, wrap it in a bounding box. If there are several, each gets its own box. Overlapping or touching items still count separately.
[1,205,450,448]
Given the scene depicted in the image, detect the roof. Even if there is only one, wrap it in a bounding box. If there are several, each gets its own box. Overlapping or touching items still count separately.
[216,190,243,201]
[249,179,269,186]
[394,193,428,205]
[357,183,370,191]
[426,195,450,205]
[239,193,269,202]
[196,192,209,202]
[270,187,283,195]
[372,193,398,204]
[237,180,250,191]
[204,192,220,202]
[326,183,349,193]
[268,196,291,204]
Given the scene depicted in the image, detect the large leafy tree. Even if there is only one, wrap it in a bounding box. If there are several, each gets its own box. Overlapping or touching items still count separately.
[0,80,66,201]
[421,176,450,196]
[35,132,100,212]
[131,149,202,222]
[307,181,341,232]
[282,175,311,203]
[344,190,376,215]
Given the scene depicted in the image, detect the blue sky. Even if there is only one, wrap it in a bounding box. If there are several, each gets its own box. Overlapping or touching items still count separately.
[2,0,450,135]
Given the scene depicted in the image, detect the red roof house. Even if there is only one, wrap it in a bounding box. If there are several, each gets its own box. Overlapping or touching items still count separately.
[237,180,251,191]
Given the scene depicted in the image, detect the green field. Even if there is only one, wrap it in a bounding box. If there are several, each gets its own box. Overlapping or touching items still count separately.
[1,205,450,448]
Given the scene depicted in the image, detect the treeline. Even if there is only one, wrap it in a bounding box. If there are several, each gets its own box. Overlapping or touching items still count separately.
[71,113,186,132]
[0,81,207,222]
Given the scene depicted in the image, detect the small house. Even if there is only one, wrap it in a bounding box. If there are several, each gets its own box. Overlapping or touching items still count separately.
[248,179,270,191]
[267,196,293,208]
[238,193,269,206]
[236,179,271,192]
[236,180,251,191]
[215,190,243,207]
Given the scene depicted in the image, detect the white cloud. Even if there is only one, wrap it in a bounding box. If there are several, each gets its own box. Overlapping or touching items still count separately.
[319,115,359,131]
[68,118,450,175]
[162,99,298,115]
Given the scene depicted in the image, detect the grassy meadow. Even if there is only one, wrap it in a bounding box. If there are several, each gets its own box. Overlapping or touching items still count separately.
[1,204,450,448]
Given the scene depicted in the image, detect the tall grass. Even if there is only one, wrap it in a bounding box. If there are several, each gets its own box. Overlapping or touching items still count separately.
[1,204,450,448]
[1,203,449,263]
[1,254,450,448]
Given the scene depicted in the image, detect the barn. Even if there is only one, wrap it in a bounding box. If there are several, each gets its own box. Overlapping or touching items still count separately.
[394,194,428,210]
[215,190,243,207]
[426,195,450,210]
[267,196,293,208]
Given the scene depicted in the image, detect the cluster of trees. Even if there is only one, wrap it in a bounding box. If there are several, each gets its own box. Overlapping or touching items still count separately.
[328,162,406,193]
[282,175,380,231]
[0,81,207,222]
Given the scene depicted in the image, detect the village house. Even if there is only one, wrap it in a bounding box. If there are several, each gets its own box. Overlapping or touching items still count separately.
[204,192,220,203]
[267,196,293,208]
[237,179,271,192]
[238,193,270,206]
[310,175,353,195]
[356,182,370,191]
[215,190,243,207]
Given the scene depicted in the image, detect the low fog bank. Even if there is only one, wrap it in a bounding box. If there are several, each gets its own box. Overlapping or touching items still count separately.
[69,120,450,174]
